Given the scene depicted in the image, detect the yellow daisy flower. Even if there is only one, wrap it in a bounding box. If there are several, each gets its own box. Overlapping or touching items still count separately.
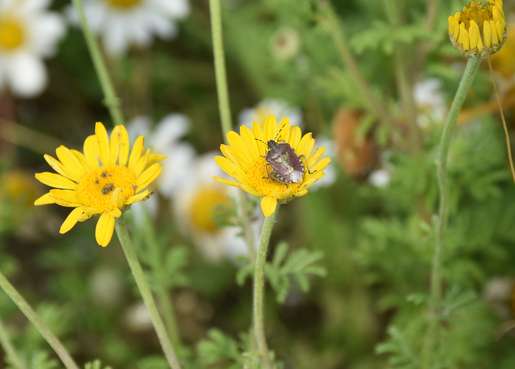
[34,122,163,247]
[214,116,331,217]
[448,0,506,56]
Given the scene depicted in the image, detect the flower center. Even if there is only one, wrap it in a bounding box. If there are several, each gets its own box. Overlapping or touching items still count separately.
[246,157,303,201]
[76,166,136,213]
[0,16,25,52]
[459,1,493,27]
[189,186,231,234]
[105,0,142,10]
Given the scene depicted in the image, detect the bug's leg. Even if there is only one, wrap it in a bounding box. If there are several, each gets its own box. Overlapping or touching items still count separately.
[300,154,318,175]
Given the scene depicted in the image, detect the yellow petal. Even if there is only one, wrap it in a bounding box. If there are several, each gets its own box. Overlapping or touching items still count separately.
[83,135,100,167]
[451,18,460,40]
[312,157,331,172]
[459,23,470,50]
[264,116,277,139]
[137,163,161,190]
[35,172,77,189]
[43,154,67,177]
[260,196,277,217]
[495,20,505,43]
[55,146,84,181]
[95,122,111,166]
[307,146,326,168]
[490,20,500,46]
[215,156,242,178]
[95,213,115,247]
[109,125,124,165]
[71,150,89,169]
[128,136,145,170]
[448,16,456,36]
[240,125,259,159]
[117,125,130,166]
[59,207,85,234]
[49,189,80,207]
[295,189,308,197]
[214,176,240,188]
[127,190,151,205]
[227,131,252,166]
[288,126,302,148]
[34,193,55,206]
[296,133,314,157]
[483,21,492,48]
[468,20,480,50]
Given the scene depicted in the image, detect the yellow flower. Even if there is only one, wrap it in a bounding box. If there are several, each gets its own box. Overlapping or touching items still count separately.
[448,0,506,56]
[214,116,331,217]
[34,122,163,247]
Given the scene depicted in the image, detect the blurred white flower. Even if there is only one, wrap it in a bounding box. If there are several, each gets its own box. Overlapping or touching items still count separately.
[128,114,195,198]
[173,153,260,262]
[89,267,123,308]
[369,168,391,188]
[414,79,447,128]
[0,0,65,97]
[69,0,189,56]
[271,27,300,61]
[239,99,302,127]
[312,137,337,189]
[124,302,152,332]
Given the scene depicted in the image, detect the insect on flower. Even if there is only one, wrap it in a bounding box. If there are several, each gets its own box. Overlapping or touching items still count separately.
[214,116,331,217]
[264,136,305,185]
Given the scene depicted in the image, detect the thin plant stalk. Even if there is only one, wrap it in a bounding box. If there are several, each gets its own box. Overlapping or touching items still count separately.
[422,56,482,369]
[139,209,182,347]
[71,0,124,124]
[321,2,392,128]
[116,221,182,369]
[253,211,278,369]
[0,271,80,369]
[208,0,256,260]
[0,318,26,369]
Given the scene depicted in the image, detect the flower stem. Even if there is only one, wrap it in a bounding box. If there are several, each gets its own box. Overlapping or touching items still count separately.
[209,0,232,137]
[0,318,26,369]
[72,0,124,124]
[422,56,481,369]
[253,212,277,369]
[0,270,80,369]
[208,0,256,260]
[116,221,182,369]
[139,210,182,347]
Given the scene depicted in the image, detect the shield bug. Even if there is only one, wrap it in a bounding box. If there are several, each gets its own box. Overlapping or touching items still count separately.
[264,136,305,185]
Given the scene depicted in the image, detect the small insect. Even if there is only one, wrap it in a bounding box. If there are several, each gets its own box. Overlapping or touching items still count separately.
[265,139,305,185]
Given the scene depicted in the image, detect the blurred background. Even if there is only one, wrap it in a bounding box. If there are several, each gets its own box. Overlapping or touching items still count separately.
[3,0,515,368]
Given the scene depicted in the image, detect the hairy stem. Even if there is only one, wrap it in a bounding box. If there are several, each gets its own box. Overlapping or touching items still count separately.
[140,210,182,347]
[253,212,277,369]
[208,0,256,260]
[422,56,481,369]
[0,271,79,369]
[0,318,26,369]
[116,221,182,369]
[72,0,124,124]
[321,2,392,128]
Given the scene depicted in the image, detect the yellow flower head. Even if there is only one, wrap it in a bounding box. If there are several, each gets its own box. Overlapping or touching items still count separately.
[448,0,506,56]
[214,116,331,217]
[34,122,164,247]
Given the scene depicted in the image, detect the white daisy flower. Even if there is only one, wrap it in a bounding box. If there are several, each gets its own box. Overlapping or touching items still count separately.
[0,0,65,97]
[70,0,189,56]
[311,137,337,189]
[128,113,195,198]
[414,79,447,129]
[239,98,302,127]
[173,153,260,262]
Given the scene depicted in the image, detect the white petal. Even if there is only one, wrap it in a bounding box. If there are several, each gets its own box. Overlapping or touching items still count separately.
[127,116,151,141]
[151,0,190,18]
[28,14,66,56]
[151,114,190,150]
[6,54,47,97]
[158,144,196,197]
[21,0,51,13]
[103,16,130,56]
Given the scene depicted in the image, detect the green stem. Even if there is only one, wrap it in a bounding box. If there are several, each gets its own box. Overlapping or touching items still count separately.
[321,2,392,128]
[0,318,26,369]
[0,271,79,369]
[422,56,481,369]
[208,0,257,261]
[209,0,232,137]
[116,221,182,369]
[140,210,182,347]
[72,0,124,124]
[253,212,277,369]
